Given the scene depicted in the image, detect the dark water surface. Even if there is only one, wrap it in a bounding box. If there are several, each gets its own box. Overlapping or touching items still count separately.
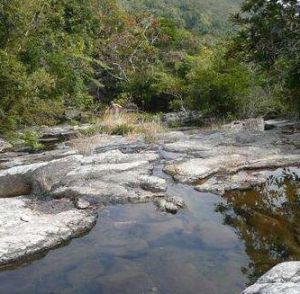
[0,168,299,294]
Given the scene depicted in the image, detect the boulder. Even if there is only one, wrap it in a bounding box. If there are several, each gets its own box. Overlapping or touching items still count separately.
[223,118,265,133]
[0,162,48,198]
[39,125,78,143]
[39,124,94,144]
[0,155,82,198]
[155,196,185,214]
[243,262,300,294]
[138,175,167,192]
[31,155,82,194]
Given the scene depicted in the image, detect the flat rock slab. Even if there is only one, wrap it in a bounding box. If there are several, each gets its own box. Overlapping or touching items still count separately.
[0,119,299,271]
[195,167,300,196]
[163,124,300,190]
[243,262,300,294]
[0,197,97,265]
[0,144,166,265]
[0,149,163,203]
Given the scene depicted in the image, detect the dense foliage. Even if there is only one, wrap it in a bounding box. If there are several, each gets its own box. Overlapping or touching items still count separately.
[0,0,298,133]
[0,0,101,131]
[232,0,300,112]
[119,0,242,36]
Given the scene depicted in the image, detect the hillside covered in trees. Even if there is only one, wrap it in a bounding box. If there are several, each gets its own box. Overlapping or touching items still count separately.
[119,0,242,36]
[0,0,299,133]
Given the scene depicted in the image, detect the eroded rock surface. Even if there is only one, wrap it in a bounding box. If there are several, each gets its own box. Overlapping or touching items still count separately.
[0,197,97,264]
[243,262,300,294]
[0,137,166,264]
[0,118,299,272]
[195,167,300,196]
[163,120,300,195]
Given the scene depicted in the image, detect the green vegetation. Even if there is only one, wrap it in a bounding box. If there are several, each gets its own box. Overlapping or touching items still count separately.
[22,131,44,151]
[110,124,135,136]
[119,0,242,36]
[0,0,298,134]
[232,0,300,115]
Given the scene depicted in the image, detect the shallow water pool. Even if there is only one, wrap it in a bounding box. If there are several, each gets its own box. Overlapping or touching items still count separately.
[0,167,299,294]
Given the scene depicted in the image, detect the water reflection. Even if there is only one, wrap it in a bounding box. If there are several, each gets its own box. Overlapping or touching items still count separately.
[0,185,248,294]
[0,168,299,293]
[218,167,300,284]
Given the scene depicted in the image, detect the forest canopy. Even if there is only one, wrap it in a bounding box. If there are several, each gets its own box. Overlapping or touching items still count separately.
[0,0,299,133]
[119,0,243,36]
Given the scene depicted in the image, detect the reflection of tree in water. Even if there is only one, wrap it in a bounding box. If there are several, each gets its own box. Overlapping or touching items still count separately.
[216,168,300,284]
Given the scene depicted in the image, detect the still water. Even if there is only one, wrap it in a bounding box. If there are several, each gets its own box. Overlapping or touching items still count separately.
[0,168,299,294]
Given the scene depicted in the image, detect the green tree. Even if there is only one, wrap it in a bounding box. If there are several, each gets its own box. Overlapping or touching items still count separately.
[186,47,251,116]
[0,0,103,132]
[233,0,300,113]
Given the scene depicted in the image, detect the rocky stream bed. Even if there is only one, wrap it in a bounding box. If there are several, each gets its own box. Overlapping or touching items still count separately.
[0,119,300,293]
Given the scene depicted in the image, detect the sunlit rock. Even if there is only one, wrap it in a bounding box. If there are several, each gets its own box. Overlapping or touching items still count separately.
[243,262,300,294]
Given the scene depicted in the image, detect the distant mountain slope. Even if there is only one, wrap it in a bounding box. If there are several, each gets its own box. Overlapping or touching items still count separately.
[119,0,242,36]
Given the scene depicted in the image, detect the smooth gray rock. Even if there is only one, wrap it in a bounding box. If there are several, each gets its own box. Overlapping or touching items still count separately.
[0,146,167,264]
[165,154,300,184]
[243,262,300,294]
[0,149,162,202]
[0,162,48,198]
[0,149,77,169]
[196,167,300,196]
[163,123,300,186]
[0,119,299,266]
[163,118,299,194]
[0,197,96,265]
[195,170,270,195]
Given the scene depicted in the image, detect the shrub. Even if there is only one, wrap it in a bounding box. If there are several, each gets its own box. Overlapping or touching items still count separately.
[186,47,251,117]
[111,124,135,135]
[22,131,44,151]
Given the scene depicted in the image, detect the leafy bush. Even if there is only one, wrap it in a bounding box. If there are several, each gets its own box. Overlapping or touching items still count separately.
[111,124,135,135]
[233,0,300,115]
[22,131,43,151]
[186,47,251,117]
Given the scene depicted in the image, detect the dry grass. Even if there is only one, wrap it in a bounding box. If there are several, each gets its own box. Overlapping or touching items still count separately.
[99,112,139,129]
[69,134,108,155]
[70,112,166,154]
[136,121,166,143]
[98,112,166,142]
